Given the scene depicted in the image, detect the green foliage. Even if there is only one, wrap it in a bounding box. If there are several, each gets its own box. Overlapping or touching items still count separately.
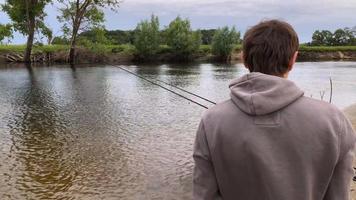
[57,2,105,37]
[156,45,173,54]
[108,44,135,54]
[299,45,356,52]
[0,44,69,53]
[311,28,356,46]
[80,29,136,45]
[78,27,110,44]
[201,29,216,45]
[107,30,136,44]
[212,26,240,60]
[38,22,53,44]
[0,24,13,43]
[52,36,70,45]
[165,16,202,58]
[1,0,51,35]
[198,45,212,54]
[134,15,160,59]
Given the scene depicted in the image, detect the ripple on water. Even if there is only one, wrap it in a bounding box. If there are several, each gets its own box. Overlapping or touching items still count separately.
[0,63,355,199]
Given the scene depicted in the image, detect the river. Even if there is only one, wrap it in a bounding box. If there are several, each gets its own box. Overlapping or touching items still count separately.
[0,62,355,199]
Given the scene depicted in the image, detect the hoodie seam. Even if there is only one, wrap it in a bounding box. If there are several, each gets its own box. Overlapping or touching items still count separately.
[229,74,265,88]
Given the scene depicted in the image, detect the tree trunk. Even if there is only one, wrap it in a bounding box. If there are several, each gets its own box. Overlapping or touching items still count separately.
[69,26,79,64]
[24,1,36,63]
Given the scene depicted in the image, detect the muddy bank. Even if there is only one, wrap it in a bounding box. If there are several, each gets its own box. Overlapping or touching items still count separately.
[0,48,134,64]
[1,49,356,64]
[298,51,356,61]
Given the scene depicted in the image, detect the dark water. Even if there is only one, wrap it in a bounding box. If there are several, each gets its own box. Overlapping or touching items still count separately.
[0,62,355,199]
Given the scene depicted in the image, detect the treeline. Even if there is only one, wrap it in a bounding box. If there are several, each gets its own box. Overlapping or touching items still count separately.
[309,27,356,46]
[66,29,217,46]
[53,15,241,61]
[0,0,121,63]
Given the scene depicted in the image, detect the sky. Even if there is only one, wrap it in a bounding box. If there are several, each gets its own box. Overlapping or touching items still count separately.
[1,0,356,44]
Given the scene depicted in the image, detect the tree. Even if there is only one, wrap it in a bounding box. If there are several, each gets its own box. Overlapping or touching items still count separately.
[2,0,52,62]
[311,30,323,46]
[134,15,160,60]
[311,30,333,46]
[52,36,70,45]
[104,30,135,44]
[333,28,354,46]
[79,27,109,44]
[165,16,201,60]
[39,23,53,45]
[201,29,216,45]
[57,0,121,64]
[311,28,356,46]
[212,26,240,61]
[0,24,13,44]
[344,27,356,45]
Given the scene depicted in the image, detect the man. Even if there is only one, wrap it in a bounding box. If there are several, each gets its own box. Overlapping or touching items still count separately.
[193,20,356,200]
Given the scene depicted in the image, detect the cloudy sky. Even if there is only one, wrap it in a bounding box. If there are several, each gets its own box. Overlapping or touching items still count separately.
[1,0,356,43]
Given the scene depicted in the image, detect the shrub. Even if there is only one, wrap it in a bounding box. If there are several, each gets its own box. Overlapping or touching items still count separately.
[212,26,240,61]
[165,16,201,60]
[134,15,160,60]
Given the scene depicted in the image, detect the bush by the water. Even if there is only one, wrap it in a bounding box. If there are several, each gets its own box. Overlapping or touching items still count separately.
[134,15,160,60]
[212,26,240,61]
[165,16,201,60]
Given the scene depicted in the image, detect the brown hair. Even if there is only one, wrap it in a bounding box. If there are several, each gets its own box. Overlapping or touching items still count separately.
[242,20,299,76]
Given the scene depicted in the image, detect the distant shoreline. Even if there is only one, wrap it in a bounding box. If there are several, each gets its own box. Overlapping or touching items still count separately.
[1,45,356,64]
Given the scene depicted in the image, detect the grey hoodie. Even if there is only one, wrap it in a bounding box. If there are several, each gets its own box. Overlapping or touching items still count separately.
[193,72,356,200]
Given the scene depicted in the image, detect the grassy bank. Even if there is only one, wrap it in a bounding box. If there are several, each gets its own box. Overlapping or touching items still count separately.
[299,45,356,52]
[1,44,356,63]
[0,44,69,53]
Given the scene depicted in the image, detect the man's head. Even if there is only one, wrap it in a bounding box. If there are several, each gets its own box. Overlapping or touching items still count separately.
[242,20,299,77]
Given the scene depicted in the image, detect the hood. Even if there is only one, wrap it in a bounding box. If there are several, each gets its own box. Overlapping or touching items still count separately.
[229,72,304,116]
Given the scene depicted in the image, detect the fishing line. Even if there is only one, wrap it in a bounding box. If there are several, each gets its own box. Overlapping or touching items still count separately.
[115,65,216,105]
[113,65,211,109]
[154,79,216,105]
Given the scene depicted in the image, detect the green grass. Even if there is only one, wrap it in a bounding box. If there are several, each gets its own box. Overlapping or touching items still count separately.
[0,44,69,53]
[299,45,356,52]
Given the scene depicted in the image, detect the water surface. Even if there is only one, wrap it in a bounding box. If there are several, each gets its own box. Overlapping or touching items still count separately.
[0,62,355,199]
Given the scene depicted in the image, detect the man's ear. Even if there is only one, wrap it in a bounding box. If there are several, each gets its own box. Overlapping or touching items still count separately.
[288,51,298,71]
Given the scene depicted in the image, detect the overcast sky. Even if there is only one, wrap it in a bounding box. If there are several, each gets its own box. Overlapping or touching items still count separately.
[1,0,356,44]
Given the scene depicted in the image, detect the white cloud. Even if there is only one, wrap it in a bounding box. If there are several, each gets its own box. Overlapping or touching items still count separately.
[1,0,356,43]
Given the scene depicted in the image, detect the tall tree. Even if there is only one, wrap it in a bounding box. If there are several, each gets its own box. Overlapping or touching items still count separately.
[2,0,51,62]
[57,0,121,64]
[165,16,201,60]
[212,26,240,62]
[134,15,160,60]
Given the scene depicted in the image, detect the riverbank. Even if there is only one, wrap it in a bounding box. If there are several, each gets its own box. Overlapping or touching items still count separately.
[1,44,356,64]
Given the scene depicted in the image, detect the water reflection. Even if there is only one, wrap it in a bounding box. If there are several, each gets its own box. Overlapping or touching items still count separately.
[4,67,75,199]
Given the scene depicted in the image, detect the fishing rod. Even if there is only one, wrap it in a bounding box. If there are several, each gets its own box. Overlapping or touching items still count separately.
[113,65,212,109]
[115,65,216,105]
[154,79,216,105]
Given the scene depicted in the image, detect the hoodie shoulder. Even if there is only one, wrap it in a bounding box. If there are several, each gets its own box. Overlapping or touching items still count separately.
[201,99,243,124]
[294,96,343,116]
